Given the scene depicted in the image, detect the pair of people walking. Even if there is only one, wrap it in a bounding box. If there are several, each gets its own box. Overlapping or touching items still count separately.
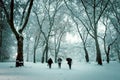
[57,57,72,70]
[47,58,62,69]
[47,58,72,70]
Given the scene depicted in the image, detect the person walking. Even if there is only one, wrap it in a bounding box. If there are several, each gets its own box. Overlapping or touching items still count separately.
[47,58,53,69]
[57,58,62,68]
[66,58,72,69]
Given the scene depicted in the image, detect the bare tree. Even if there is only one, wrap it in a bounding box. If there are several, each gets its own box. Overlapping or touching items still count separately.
[100,17,117,63]
[64,0,90,63]
[71,16,89,62]
[64,0,110,65]
[107,0,120,35]
[40,0,63,63]
[33,8,45,63]
[1,0,34,67]
[80,0,110,65]
[54,25,66,63]
[102,0,120,63]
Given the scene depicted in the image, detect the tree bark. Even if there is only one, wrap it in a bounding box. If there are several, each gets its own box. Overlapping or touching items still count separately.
[33,49,36,63]
[0,26,2,61]
[54,34,63,63]
[26,41,29,62]
[0,10,2,47]
[95,37,102,65]
[84,47,89,62]
[41,44,49,63]
[45,43,49,63]
[16,35,24,67]
[106,45,110,63]
[117,52,120,63]
[0,27,2,47]
[41,44,47,63]
[55,52,57,63]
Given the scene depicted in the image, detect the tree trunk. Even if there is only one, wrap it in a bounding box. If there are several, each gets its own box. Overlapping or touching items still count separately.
[41,45,47,63]
[54,38,57,63]
[41,56,44,63]
[117,49,120,63]
[106,53,109,63]
[41,51,45,63]
[55,52,58,63]
[117,53,120,63]
[84,47,89,62]
[33,49,36,63]
[41,45,49,63]
[95,38,102,65]
[26,36,30,62]
[0,28,2,47]
[0,28,2,61]
[106,46,110,63]
[16,35,24,67]
[0,11,2,47]
[41,41,49,63]
[45,44,48,63]
[26,44,29,62]
[55,49,59,63]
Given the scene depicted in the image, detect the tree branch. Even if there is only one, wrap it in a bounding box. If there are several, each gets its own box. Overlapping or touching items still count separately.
[81,0,94,31]
[19,0,34,33]
[0,0,9,21]
[64,0,94,38]
[1,0,19,38]
[10,0,14,23]
[20,0,30,26]
[96,0,110,24]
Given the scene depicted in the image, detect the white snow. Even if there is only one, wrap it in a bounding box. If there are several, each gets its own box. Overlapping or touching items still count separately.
[0,61,120,80]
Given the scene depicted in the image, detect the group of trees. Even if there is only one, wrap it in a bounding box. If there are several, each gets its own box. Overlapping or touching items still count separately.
[0,0,120,67]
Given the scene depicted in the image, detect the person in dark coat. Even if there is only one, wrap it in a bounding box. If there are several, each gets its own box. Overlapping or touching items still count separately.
[66,58,72,69]
[47,58,53,69]
[57,58,62,68]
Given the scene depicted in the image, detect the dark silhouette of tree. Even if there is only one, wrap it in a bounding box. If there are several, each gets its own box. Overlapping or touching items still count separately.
[1,0,34,67]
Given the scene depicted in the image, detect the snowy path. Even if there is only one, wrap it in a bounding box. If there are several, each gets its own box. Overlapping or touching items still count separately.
[0,62,120,80]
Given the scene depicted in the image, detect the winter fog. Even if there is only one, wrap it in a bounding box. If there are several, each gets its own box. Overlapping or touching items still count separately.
[0,0,120,80]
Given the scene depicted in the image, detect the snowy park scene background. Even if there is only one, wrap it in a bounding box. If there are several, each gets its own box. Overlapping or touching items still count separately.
[0,0,120,80]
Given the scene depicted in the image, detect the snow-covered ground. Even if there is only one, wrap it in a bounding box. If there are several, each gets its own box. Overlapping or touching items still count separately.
[0,61,120,80]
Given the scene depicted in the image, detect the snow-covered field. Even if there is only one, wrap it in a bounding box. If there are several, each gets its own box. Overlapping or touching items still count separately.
[0,61,120,80]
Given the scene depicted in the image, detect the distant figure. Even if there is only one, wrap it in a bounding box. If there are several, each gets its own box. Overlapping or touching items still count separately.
[66,58,72,69]
[47,58,53,69]
[57,58,62,68]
